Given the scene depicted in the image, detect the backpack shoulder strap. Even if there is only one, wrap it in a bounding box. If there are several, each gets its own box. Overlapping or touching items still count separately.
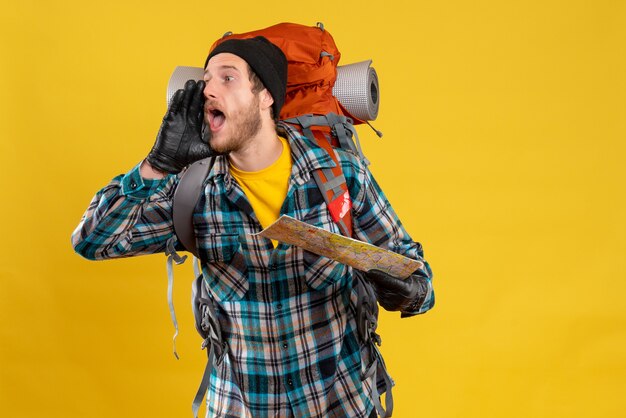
[310,146,353,237]
[171,158,228,417]
[282,118,355,236]
[172,157,216,257]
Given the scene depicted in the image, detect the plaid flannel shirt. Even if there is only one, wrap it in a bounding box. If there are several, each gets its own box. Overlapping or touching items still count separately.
[72,124,434,417]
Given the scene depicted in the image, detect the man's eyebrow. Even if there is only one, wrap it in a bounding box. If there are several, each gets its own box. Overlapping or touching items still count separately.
[204,65,241,78]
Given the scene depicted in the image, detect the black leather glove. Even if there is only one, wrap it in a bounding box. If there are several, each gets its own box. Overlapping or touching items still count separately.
[364,270,430,313]
[146,79,213,174]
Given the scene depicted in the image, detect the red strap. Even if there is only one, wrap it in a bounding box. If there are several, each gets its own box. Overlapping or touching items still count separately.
[311,130,353,237]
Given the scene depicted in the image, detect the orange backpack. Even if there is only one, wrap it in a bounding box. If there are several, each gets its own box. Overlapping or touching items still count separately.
[205,22,375,238]
[211,22,366,122]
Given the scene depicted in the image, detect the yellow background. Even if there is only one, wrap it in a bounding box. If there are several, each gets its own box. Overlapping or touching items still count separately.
[1,0,625,417]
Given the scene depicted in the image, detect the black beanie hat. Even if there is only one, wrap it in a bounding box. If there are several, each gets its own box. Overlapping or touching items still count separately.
[205,36,288,119]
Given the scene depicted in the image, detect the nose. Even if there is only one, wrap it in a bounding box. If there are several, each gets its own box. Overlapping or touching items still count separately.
[203,78,217,100]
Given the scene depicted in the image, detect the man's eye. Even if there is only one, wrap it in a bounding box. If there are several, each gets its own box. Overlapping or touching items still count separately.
[224,75,234,82]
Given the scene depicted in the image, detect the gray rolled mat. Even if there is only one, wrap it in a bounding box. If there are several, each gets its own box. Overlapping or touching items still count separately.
[167,66,204,105]
[332,60,379,121]
[167,60,380,121]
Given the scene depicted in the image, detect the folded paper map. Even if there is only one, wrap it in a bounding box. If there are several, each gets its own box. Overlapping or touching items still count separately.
[255,215,422,279]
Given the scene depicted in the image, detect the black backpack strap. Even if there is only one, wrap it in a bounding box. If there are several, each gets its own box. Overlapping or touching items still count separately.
[191,273,228,418]
[354,271,394,418]
[172,157,216,258]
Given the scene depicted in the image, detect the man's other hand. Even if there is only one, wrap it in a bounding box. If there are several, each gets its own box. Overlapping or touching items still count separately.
[364,269,430,313]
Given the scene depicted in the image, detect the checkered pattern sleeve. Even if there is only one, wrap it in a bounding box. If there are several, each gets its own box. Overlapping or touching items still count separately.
[344,154,435,315]
[71,161,178,260]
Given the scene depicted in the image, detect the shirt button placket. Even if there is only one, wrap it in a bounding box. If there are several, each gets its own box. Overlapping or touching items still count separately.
[269,260,294,393]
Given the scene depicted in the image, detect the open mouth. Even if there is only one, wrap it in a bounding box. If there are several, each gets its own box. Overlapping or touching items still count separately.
[207,107,226,132]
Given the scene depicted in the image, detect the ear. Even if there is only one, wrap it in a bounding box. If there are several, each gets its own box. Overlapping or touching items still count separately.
[259,88,274,111]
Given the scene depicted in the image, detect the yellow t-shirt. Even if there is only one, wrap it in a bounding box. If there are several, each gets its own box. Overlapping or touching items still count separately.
[230,136,292,245]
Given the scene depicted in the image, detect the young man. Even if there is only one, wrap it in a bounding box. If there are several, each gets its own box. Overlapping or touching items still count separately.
[72,37,435,418]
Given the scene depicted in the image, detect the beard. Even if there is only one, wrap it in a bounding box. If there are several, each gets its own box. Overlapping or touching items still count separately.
[208,95,262,155]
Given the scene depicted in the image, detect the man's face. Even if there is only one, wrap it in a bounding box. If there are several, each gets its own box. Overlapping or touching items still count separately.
[203,53,263,154]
